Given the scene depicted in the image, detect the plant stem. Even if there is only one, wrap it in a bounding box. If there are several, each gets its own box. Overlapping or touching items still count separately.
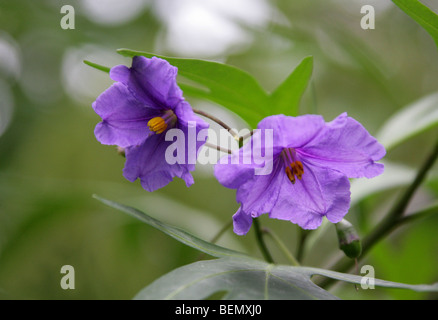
[204,142,232,154]
[196,219,234,261]
[253,218,274,263]
[209,219,234,244]
[263,228,300,266]
[318,138,438,288]
[192,108,240,141]
[296,228,310,263]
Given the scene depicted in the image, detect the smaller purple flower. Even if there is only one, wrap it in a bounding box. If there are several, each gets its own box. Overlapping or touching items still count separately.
[214,113,385,235]
[93,56,209,191]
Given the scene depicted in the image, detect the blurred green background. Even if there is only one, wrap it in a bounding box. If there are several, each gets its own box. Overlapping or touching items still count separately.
[0,0,437,300]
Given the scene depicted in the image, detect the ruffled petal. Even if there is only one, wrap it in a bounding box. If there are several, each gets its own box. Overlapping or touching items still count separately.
[235,159,283,216]
[110,56,183,111]
[297,113,385,178]
[123,117,207,192]
[270,163,351,229]
[93,83,155,147]
[257,114,325,149]
[214,128,276,189]
[232,208,253,236]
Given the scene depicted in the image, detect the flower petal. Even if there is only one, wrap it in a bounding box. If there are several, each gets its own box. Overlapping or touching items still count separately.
[235,160,283,216]
[123,133,195,192]
[257,114,325,149]
[93,83,155,147]
[297,113,385,178]
[232,208,253,236]
[123,119,207,192]
[110,56,183,110]
[214,128,276,189]
[270,163,351,229]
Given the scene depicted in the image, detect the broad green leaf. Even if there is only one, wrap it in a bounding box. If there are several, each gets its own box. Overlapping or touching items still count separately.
[392,0,438,47]
[83,60,111,73]
[93,195,248,259]
[117,49,270,128]
[134,257,337,300]
[376,92,438,150]
[134,257,438,300]
[269,56,313,116]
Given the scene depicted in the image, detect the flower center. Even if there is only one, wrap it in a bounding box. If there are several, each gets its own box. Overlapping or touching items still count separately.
[281,148,304,184]
[147,109,177,134]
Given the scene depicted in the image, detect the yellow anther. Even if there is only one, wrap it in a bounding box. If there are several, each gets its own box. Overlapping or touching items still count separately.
[148,117,167,134]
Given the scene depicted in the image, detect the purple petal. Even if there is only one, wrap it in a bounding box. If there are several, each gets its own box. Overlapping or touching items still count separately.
[214,158,257,190]
[123,133,195,192]
[270,163,351,229]
[257,114,325,149]
[232,208,253,236]
[297,113,385,178]
[110,56,183,111]
[93,83,155,147]
[123,118,207,191]
[174,100,210,152]
[235,160,283,216]
[214,128,276,189]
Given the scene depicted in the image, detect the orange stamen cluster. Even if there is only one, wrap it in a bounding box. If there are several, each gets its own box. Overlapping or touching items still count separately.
[285,160,304,184]
[282,148,304,184]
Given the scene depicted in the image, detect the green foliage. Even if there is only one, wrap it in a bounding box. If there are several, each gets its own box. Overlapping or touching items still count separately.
[117,49,270,128]
[96,197,438,300]
[269,56,313,116]
[376,92,438,151]
[1,0,438,301]
[87,49,313,127]
[392,0,438,47]
[93,195,248,259]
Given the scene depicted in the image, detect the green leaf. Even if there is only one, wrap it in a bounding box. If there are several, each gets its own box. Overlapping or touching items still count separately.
[93,195,248,259]
[83,60,111,74]
[117,49,270,128]
[392,0,438,47]
[134,257,438,300]
[134,257,338,300]
[376,92,438,151]
[269,56,313,116]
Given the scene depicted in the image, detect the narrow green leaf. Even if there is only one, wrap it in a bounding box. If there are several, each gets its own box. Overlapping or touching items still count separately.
[269,56,313,116]
[392,0,438,47]
[83,60,111,74]
[93,195,248,259]
[117,49,270,128]
[376,92,438,150]
[302,266,438,292]
[134,257,438,300]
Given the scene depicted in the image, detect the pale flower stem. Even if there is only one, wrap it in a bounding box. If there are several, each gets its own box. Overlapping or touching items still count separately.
[253,218,275,264]
[262,227,300,266]
[204,142,232,154]
[192,108,240,141]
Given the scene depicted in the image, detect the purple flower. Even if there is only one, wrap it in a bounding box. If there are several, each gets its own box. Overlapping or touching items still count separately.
[214,113,385,235]
[93,56,209,191]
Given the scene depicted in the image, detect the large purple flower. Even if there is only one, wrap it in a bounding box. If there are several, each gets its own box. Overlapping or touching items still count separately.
[215,113,385,235]
[93,56,209,191]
